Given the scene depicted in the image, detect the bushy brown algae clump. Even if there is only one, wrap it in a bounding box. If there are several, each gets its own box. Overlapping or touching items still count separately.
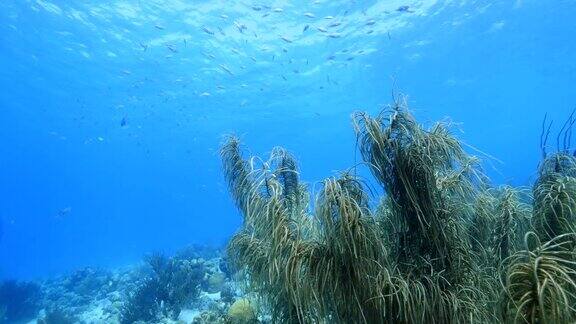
[500,114,576,324]
[502,232,576,323]
[221,96,576,323]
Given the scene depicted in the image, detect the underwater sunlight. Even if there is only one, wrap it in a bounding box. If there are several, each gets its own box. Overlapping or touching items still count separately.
[1,0,576,323]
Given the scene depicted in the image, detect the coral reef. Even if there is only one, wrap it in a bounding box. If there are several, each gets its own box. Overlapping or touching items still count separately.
[3,98,575,324]
[0,245,235,324]
[37,306,78,324]
[221,97,576,323]
[193,310,226,324]
[0,280,41,323]
[119,253,206,323]
[227,298,257,324]
[205,272,226,293]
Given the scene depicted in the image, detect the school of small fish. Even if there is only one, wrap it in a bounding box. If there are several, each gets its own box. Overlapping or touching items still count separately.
[112,2,413,118]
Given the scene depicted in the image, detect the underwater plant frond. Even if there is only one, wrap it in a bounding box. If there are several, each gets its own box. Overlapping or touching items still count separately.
[533,117,576,240]
[227,231,268,276]
[493,187,532,262]
[538,152,576,179]
[503,232,576,323]
[220,136,260,216]
[555,108,576,153]
[467,186,533,320]
[353,101,479,282]
[221,137,324,323]
[469,188,498,261]
[222,98,549,324]
[350,99,502,322]
[269,147,302,209]
[311,174,388,322]
[533,167,576,240]
[540,113,553,159]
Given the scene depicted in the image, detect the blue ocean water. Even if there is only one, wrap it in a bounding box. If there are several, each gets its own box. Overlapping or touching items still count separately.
[0,0,574,281]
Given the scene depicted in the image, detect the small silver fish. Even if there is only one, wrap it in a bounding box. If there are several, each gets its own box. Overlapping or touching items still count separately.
[202,52,215,59]
[397,5,413,13]
[166,44,177,53]
[202,27,214,35]
[57,207,72,219]
[281,36,293,43]
[234,21,247,33]
[219,64,234,75]
[316,27,328,33]
[304,12,315,18]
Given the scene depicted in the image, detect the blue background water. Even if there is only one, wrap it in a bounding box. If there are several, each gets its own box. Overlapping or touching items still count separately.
[0,0,575,279]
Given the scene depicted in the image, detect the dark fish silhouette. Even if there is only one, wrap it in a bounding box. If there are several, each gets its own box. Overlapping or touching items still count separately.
[121,117,128,127]
[397,5,414,13]
[202,27,215,35]
[166,44,178,53]
[57,207,72,219]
